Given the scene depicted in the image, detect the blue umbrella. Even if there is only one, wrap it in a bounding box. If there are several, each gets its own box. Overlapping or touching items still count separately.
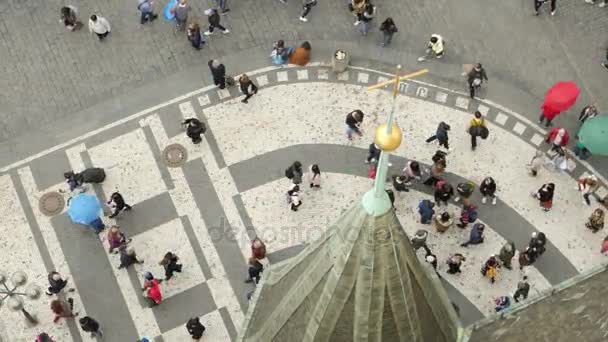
[67,193,102,225]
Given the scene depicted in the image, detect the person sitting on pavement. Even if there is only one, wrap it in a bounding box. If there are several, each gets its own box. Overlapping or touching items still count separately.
[586,208,605,233]
[417,34,444,61]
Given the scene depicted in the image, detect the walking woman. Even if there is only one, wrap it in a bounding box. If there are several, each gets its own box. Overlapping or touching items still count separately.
[479,177,497,205]
[239,74,258,103]
[208,60,226,89]
[187,23,204,50]
[467,111,488,151]
[379,17,398,47]
[307,164,321,188]
[534,183,555,212]
[159,252,183,280]
[107,225,131,253]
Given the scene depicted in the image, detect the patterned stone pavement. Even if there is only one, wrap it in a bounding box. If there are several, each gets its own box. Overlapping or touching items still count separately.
[0,65,606,341]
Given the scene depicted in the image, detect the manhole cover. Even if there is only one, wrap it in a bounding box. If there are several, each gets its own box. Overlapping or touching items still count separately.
[162,143,188,168]
[39,192,65,216]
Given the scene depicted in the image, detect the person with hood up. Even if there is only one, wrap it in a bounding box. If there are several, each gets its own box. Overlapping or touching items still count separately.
[51,298,78,322]
[578,174,599,206]
[159,252,183,280]
[345,109,365,140]
[118,245,144,269]
[461,223,485,247]
[307,164,321,188]
[417,34,444,61]
[182,117,206,144]
[208,60,226,89]
[434,180,454,207]
[498,241,516,270]
[467,63,488,99]
[467,111,488,151]
[186,317,206,340]
[446,253,465,274]
[288,41,312,66]
[454,181,475,204]
[411,229,431,254]
[534,183,555,212]
[434,211,453,232]
[239,74,258,104]
[528,150,545,177]
[479,177,497,205]
[481,255,500,283]
[285,161,303,184]
[425,121,451,150]
[88,14,111,41]
[287,184,302,211]
[456,203,478,228]
[142,272,163,306]
[418,200,435,225]
[586,208,605,233]
[513,276,531,302]
[106,225,131,253]
[46,271,74,296]
[494,296,511,312]
[79,316,103,338]
[392,175,409,193]
[203,8,230,35]
[402,160,421,184]
[170,0,190,30]
[546,127,569,153]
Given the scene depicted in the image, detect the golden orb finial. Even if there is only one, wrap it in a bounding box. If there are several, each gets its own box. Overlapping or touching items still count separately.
[375,124,402,151]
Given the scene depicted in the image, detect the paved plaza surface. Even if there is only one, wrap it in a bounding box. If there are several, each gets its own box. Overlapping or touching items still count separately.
[0,65,606,341]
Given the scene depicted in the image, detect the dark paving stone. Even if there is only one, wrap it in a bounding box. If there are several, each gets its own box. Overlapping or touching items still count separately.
[28,149,71,191]
[153,283,217,334]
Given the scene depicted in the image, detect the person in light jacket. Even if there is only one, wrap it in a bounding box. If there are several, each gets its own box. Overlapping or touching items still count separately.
[88,14,111,40]
[239,74,258,103]
[307,164,321,188]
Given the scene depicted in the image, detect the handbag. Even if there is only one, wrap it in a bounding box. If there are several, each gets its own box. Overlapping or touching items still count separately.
[480,126,489,139]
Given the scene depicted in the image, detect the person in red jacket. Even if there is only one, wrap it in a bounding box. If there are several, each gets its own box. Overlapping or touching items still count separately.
[539,103,561,127]
[142,272,162,307]
[546,127,569,153]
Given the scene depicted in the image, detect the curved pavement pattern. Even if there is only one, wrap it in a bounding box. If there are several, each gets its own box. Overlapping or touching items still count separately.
[0,65,604,341]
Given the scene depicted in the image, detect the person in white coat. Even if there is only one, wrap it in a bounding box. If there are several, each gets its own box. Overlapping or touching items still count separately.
[88,14,111,40]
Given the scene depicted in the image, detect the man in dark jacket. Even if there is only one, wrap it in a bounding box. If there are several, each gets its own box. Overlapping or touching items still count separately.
[182,118,206,144]
[513,276,531,302]
[460,223,485,247]
[365,143,381,164]
[208,60,226,89]
[46,271,74,296]
[186,317,206,340]
[204,9,229,35]
[467,63,488,98]
[79,316,103,338]
[425,121,450,150]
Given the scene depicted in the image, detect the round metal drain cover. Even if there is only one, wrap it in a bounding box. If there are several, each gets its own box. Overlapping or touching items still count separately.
[39,192,65,216]
[163,143,188,168]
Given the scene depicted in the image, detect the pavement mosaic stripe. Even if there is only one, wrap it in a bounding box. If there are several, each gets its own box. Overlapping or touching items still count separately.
[218,306,239,342]
[141,125,176,191]
[227,143,579,285]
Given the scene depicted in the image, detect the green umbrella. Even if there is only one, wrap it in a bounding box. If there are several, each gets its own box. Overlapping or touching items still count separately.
[578,115,608,155]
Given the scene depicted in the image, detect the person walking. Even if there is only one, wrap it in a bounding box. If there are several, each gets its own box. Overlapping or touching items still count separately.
[379,17,398,47]
[171,0,190,31]
[345,109,365,140]
[586,208,605,233]
[579,104,598,125]
[159,252,183,280]
[365,143,382,164]
[299,0,318,22]
[287,184,303,211]
[36,333,55,342]
[425,121,450,150]
[454,181,475,204]
[79,316,103,339]
[60,6,81,31]
[446,253,465,274]
[417,34,445,61]
[539,101,561,127]
[392,175,410,193]
[142,272,163,307]
[513,276,531,302]
[546,127,569,153]
[528,150,545,176]
[186,317,206,341]
[107,225,131,253]
[411,229,432,254]
[601,236,608,255]
[182,118,206,144]
[529,231,547,255]
[212,0,230,14]
[204,8,230,35]
[251,237,267,259]
[479,177,497,205]
[245,257,264,283]
[498,241,516,270]
[208,60,226,89]
[350,0,368,25]
[306,164,321,188]
[118,245,144,269]
[460,223,485,247]
[457,203,478,228]
[51,298,78,322]
[467,63,488,99]
[88,14,111,41]
[357,1,375,35]
[534,0,557,16]
[578,174,599,206]
[403,160,421,184]
[481,255,500,283]
[107,191,133,219]
[239,74,258,103]
[137,0,158,24]
[534,183,555,212]
[467,111,488,151]
[46,271,75,296]
[187,23,204,50]
[434,181,454,207]
[285,161,303,184]
[494,296,511,312]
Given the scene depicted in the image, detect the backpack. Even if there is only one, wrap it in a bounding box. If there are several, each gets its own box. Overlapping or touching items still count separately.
[435,179,447,190]
[468,209,478,222]
[456,182,475,197]
[285,166,294,179]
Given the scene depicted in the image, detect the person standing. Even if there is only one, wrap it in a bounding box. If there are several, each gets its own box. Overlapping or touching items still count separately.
[479,177,497,205]
[467,111,487,151]
[285,161,303,184]
[182,118,206,144]
[345,109,365,140]
[118,246,144,269]
[454,181,475,204]
[287,184,303,211]
[107,191,133,218]
[186,317,206,341]
[425,122,450,150]
[418,200,435,225]
[350,0,368,25]
[187,23,204,50]
[481,255,500,283]
[245,257,264,283]
[137,0,158,24]
[529,231,547,255]
[403,160,421,184]
[299,0,318,22]
[417,34,445,61]
[358,2,375,36]
[494,296,511,312]
[534,0,557,16]
[498,241,516,270]
[539,102,560,127]
[36,333,55,342]
[88,14,111,41]
[457,203,478,228]
[307,164,321,188]
[365,143,382,164]
[107,225,131,253]
[46,271,74,296]
[60,6,80,31]
[467,63,488,99]
[392,175,410,193]
[446,253,465,274]
[434,181,454,207]
[546,127,569,153]
[423,159,446,187]
[534,183,555,212]
[411,229,431,254]
[51,298,78,322]
[159,252,183,280]
[529,150,544,176]
[208,60,226,89]
[204,8,230,35]
[586,208,605,233]
[434,211,453,232]
[579,104,598,124]
[171,0,191,30]
[142,272,163,307]
[460,223,485,247]
[239,74,258,103]
[79,316,103,339]
[288,41,312,66]
[212,0,230,14]
[513,276,531,302]
[379,17,398,47]
[578,174,599,206]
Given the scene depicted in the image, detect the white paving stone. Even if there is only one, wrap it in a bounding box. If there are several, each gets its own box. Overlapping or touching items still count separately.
[317,69,329,80]
[435,91,448,103]
[198,95,210,107]
[495,112,509,126]
[256,75,269,87]
[276,71,288,82]
[476,104,490,116]
[296,69,308,80]
[513,122,526,135]
[416,86,428,98]
[596,186,608,199]
[530,133,544,146]
[88,129,166,204]
[337,71,349,81]
[357,72,369,84]
[161,310,230,341]
[455,96,470,109]
[217,88,231,100]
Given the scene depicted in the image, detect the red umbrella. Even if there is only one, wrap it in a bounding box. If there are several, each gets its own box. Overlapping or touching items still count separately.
[541,81,580,119]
